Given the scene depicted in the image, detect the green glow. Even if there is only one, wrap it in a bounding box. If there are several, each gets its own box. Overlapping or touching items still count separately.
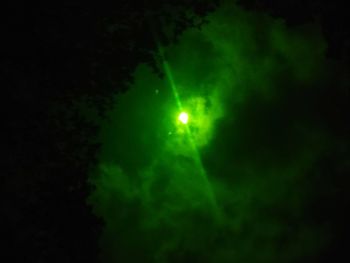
[178,112,189,124]
[88,2,332,262]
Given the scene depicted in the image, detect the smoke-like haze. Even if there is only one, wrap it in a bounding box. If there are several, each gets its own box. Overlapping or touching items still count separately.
[88,2,346,262]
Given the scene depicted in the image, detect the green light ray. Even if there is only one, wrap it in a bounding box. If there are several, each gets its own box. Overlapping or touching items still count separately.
[184,124,222,219]
[156,43,221,219]
[162,60,183,110]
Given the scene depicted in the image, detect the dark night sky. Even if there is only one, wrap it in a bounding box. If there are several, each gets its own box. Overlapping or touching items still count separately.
[2,1,349,262]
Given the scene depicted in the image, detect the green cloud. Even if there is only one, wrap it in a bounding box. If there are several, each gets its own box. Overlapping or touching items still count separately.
[88,2,336,262]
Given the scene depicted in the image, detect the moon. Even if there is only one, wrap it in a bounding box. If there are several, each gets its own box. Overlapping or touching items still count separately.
[178,112,189,124]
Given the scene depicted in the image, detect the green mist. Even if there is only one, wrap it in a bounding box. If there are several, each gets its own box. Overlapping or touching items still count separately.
[88,2,336,262]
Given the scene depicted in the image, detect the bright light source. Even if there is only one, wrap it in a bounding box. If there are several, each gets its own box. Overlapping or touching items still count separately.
[178,112,189,124]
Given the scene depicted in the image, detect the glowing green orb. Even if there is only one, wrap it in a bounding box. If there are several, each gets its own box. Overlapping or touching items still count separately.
[178,112,189,124]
